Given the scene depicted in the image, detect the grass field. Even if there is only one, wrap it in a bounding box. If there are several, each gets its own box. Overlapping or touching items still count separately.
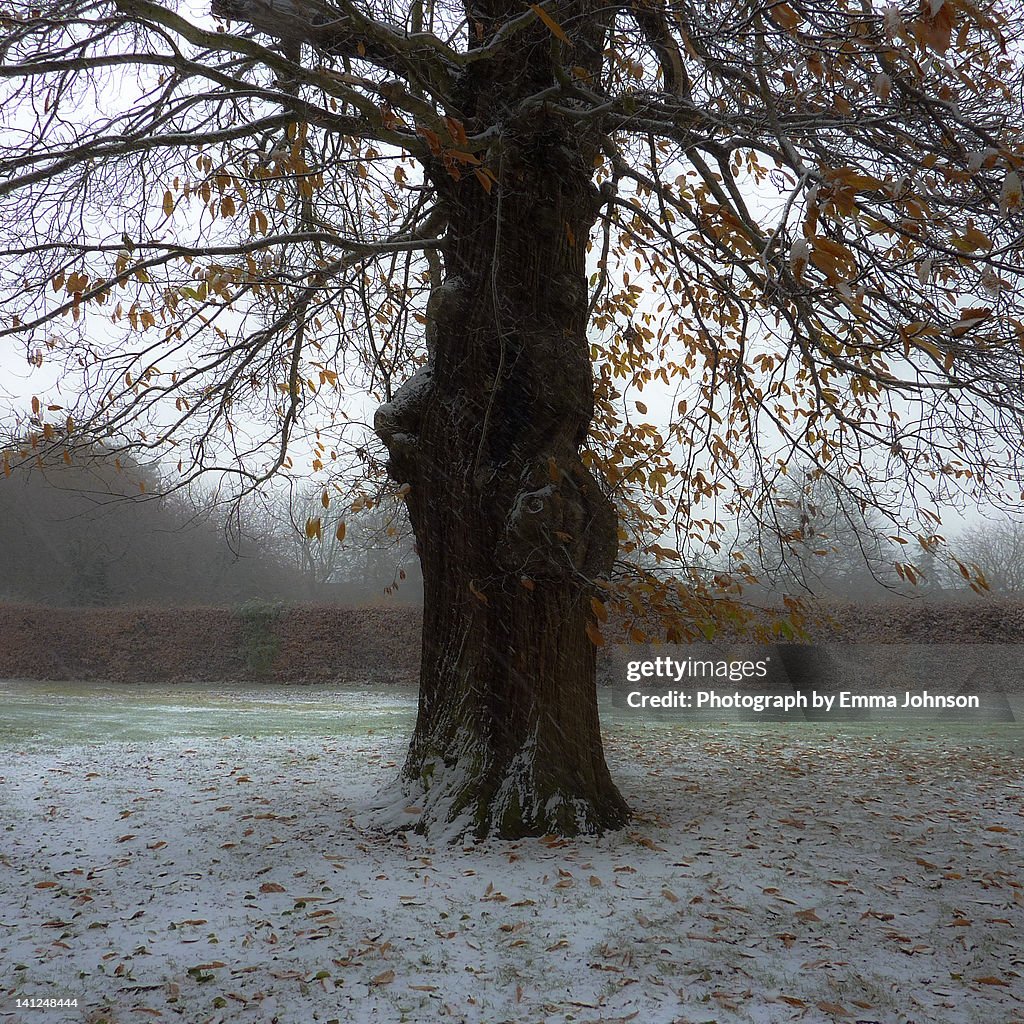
[1,682,1021,1024]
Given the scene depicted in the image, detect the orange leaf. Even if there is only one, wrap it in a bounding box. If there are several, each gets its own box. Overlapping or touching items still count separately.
[952,225,991,253]
[529,3,571,44]
[768,2,800,31]
[416,125,442,154]
[444,116,468,146]
[473,168,494,193]
[816,1001,851,1016]
[919,3,953,53]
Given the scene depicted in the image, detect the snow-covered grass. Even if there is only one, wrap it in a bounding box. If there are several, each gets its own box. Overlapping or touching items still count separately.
[1,687,1022,1024]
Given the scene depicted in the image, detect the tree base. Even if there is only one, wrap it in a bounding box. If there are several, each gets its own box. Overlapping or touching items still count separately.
[364,734,629,842]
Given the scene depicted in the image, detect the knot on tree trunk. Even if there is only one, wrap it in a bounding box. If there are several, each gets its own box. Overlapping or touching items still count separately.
[496,458,617,581]
[374,364,433,483]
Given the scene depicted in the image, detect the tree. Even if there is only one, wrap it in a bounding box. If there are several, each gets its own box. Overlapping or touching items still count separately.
[3,0,1024,837]
[277,480,358,592]
[271,481,423,600]
[742,466,900,600]
[952,518,1024,593]
[0,445,304,604]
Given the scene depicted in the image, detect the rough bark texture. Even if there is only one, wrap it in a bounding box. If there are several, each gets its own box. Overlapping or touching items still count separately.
[375,7,628,838]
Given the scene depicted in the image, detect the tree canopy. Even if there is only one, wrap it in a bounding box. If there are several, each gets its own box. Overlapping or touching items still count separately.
[4,0,1023,591]
[3,0,1024,836]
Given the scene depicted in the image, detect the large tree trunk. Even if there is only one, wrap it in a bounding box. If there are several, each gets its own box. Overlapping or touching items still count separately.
[374,10,627,839]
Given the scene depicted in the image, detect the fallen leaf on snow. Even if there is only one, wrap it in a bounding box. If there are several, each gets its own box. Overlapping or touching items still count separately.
[815,1000,851,1016]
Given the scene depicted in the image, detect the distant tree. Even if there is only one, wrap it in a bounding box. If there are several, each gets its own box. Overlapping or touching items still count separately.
[741,469,900,600]
[278,482,353,591]
[339,503,423,601]
[951,519,1024,594]
[0,447,300,605]
[271,483,422,600]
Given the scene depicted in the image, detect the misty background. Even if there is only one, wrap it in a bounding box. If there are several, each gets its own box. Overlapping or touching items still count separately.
[1,445,1021,608]
[0,447,422,607]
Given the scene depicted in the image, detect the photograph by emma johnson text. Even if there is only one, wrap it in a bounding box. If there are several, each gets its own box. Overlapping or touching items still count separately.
[609,644,1019,721]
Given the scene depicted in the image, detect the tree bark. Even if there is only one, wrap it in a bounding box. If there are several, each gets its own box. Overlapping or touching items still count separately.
[374,11,628,838]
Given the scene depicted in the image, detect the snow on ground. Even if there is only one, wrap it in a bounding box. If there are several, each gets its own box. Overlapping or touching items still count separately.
[1,717,1022,1024]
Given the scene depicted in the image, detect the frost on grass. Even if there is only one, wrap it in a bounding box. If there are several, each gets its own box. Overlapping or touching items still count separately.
[1,726,1022,1024]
